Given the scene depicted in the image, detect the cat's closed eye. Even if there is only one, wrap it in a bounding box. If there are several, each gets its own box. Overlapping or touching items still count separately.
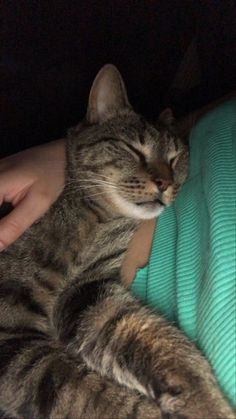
[169,154,181,169]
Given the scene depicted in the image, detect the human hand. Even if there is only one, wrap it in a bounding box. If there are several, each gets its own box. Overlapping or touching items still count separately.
[0,139,66,250]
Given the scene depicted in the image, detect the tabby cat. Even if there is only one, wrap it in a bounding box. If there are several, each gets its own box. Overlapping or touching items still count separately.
[0,65,234,419]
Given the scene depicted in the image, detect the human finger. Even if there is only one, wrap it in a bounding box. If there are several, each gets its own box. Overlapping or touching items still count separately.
[0,190,50,251]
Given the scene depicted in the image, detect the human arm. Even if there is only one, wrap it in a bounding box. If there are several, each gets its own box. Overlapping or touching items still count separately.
[121,219,156,286]
[0,139,66,250]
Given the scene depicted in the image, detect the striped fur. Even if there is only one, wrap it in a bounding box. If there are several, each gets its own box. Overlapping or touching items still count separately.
[0,65,234,419]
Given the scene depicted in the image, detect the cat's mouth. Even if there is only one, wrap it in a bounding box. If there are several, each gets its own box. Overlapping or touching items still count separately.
[135,198,165,207]
[108,190,166,220]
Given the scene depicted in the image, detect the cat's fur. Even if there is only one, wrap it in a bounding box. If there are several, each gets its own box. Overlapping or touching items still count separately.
[0,65,234,419]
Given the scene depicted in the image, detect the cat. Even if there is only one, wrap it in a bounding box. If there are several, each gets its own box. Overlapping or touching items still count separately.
[0,64,234,419]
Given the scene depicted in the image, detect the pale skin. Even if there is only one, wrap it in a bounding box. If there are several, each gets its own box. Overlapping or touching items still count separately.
[0,140,66,250]
[0,139,154,284]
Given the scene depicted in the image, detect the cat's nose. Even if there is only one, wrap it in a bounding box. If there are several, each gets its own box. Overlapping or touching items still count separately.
[155,178,172,192]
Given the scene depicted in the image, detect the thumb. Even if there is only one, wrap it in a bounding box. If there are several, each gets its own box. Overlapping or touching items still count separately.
[0,191,49,251]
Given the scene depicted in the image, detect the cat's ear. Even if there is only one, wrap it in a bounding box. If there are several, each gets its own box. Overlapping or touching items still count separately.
[158,108,175,126]
[86,64,131,124]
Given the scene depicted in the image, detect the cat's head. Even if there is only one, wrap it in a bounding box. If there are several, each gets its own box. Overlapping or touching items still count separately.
[67,64,188,220]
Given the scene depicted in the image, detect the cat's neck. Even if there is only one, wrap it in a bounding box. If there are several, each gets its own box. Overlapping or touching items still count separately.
[36,188,139,281]
[56,187,139,248]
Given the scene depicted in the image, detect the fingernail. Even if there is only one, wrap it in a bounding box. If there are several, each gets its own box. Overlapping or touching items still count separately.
[0,241,5,252]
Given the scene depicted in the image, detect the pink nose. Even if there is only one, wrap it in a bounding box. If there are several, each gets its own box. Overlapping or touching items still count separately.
[155,178,172,192]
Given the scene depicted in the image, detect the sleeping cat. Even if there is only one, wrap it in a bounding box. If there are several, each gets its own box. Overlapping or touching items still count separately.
[0,64,234,419]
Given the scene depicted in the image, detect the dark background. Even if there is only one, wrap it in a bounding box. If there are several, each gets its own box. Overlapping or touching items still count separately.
[1,0,236,157]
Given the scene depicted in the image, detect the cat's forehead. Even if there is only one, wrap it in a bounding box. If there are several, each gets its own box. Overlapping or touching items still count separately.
[114,116,178,150]
[115,118,158,143]
[74,112,178,160]
[75,113,151,142]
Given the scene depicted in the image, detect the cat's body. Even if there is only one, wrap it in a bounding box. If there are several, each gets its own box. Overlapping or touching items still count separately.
[0,65,234,419]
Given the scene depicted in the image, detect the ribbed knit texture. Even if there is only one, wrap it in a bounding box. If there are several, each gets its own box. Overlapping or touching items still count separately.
[132,99,236,407]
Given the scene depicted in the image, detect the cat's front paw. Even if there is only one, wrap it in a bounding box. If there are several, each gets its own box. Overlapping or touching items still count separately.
[159,392,235,419]
[151,369,235,419]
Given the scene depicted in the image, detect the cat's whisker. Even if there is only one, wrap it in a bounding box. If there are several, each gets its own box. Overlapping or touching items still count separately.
[67,182,120,191]
[62,185,125,199]
[69,172,113,181]
[63,181,147,199]
[78,180,117,186]
[82,191,113,199]
[66,178,119,188]
[64,184,138,199]
[78,178,118,184]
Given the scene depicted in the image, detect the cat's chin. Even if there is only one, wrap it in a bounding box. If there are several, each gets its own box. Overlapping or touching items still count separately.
[110,193,165,220]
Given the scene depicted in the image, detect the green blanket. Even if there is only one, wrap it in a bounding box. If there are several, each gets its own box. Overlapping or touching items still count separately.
[132,99,236,406]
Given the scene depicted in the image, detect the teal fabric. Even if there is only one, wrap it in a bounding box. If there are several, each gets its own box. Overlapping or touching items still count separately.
[132,99,236,406]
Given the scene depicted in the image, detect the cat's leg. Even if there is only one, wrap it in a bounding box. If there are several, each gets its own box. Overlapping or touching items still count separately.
[0,332,162,418]
[0,277,161,418]
[55,281,235,419]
